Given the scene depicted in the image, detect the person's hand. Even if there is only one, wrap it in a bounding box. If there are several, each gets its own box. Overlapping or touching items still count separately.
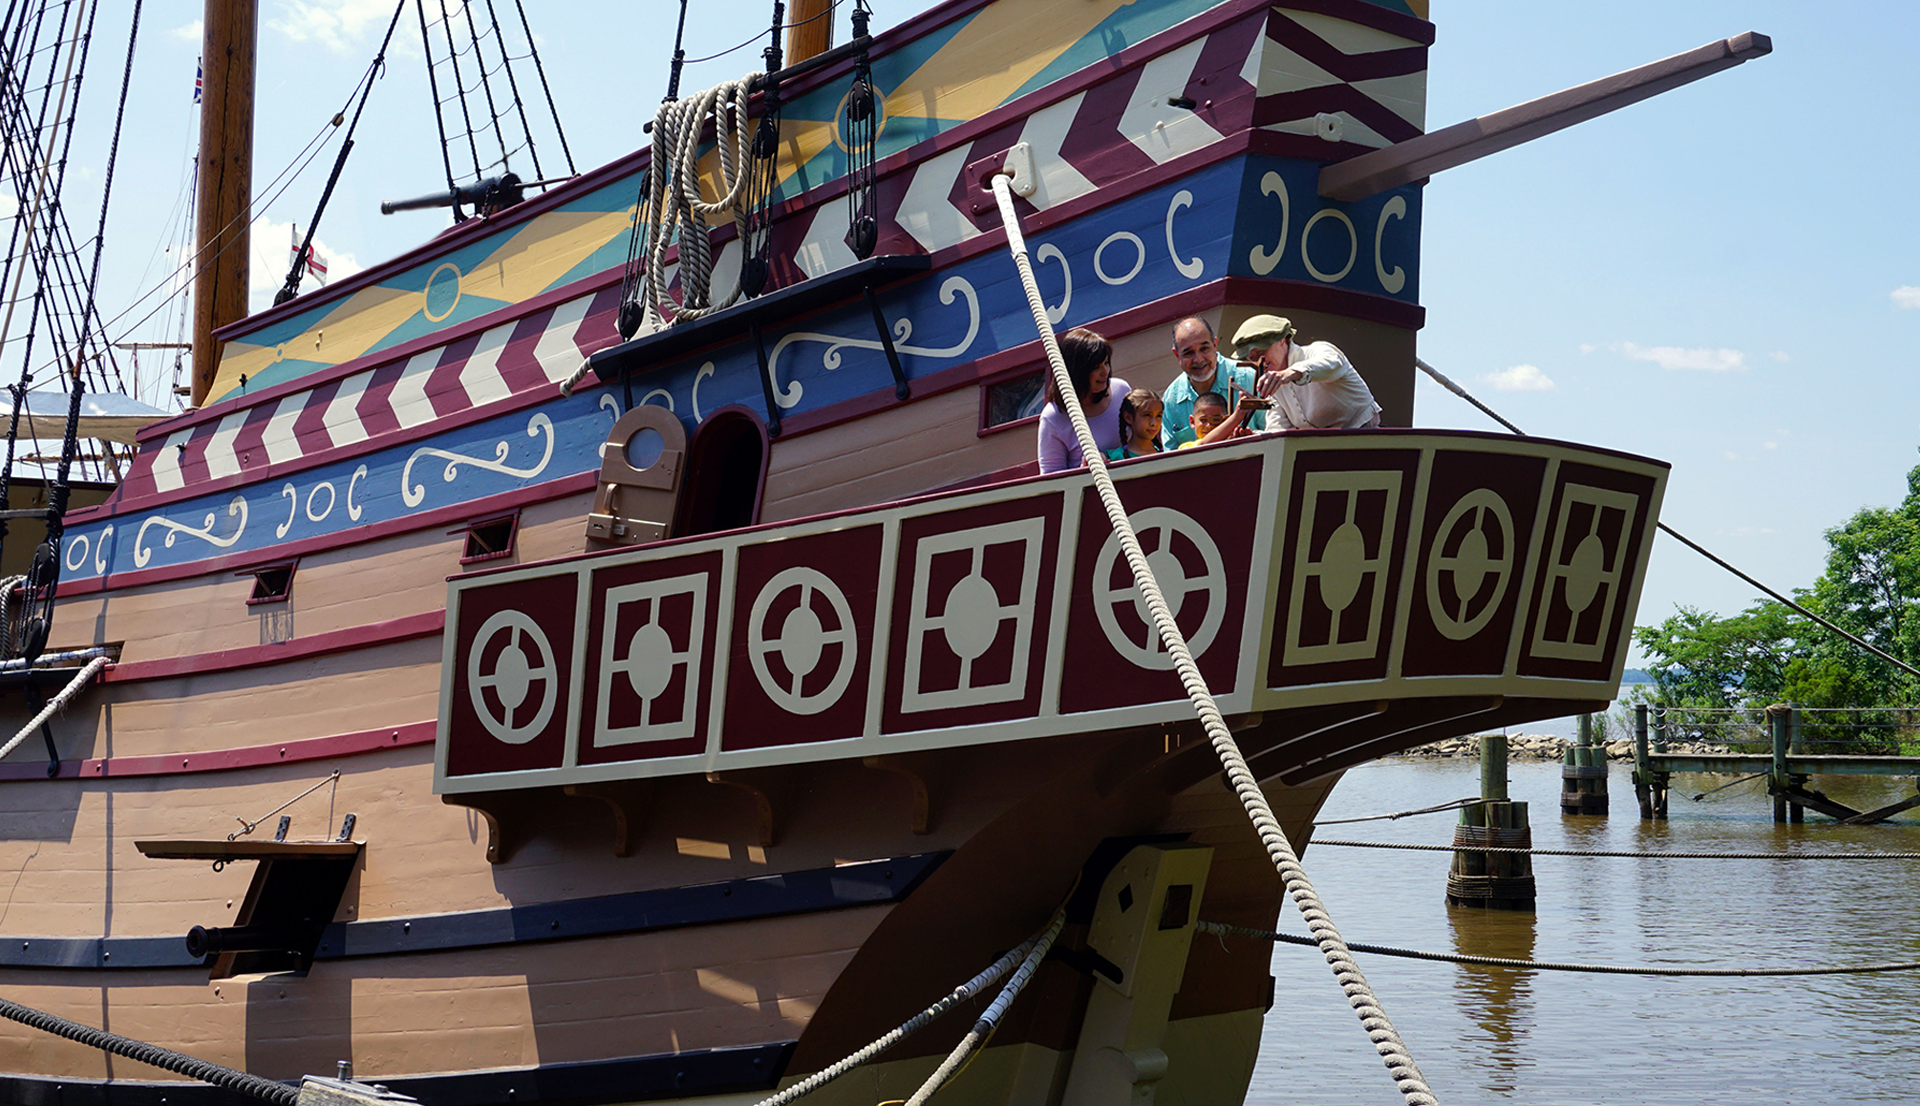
[1255,370,1283,397]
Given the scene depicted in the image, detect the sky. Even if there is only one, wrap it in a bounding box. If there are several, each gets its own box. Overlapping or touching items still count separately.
[13,0,1920,659]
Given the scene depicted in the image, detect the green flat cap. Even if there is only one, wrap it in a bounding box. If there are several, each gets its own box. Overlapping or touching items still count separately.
[1231,314,1295,360]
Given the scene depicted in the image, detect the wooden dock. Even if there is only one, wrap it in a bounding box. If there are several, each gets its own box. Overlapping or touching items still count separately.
[1633,705,1920,824]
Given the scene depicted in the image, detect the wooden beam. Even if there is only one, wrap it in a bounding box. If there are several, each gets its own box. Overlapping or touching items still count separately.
[1840,790,1920,826]
[191,0,259,406]
[1318,31,1772,202]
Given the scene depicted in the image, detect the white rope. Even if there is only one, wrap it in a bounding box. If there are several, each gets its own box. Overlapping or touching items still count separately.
[902,908,1066,1106]
[557,359,593,398]
[0,575,26,657]
[642,75,760,330]
[990,173,1438,1106]
[0,655,107,763]
[749,927,1048,1106]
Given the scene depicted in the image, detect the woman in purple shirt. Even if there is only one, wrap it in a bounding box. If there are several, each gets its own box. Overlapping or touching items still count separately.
[1036,328,1130,474]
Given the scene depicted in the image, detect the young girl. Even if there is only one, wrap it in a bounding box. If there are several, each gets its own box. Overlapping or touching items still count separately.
[1106,388,1164,460]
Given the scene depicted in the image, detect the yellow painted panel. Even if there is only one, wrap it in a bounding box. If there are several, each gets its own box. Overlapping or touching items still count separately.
[883,0,1130,123]
[207,284,424,402]
[462,209,635,304]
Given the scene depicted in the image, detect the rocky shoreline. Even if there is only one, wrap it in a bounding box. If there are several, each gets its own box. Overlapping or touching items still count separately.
[1403,734,1732,761]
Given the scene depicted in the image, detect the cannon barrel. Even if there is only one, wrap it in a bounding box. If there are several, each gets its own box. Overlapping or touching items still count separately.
[380,173,522,216]
[186,923,301,959]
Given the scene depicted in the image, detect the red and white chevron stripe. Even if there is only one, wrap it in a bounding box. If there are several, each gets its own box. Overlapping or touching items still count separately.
[1250,7,1429,148]
[132,286,622,499]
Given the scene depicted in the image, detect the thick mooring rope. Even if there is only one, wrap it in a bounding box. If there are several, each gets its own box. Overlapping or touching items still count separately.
[749,920,1055,1106]
[0,654,106,763]
[902,909,1066,1106]
[0,994,296,1103]
[1196,921,1920,977]
[989,172,1437,1106]
[1313,838,1920,860]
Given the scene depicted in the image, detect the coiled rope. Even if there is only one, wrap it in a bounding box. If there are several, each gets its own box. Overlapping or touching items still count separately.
[1313,838,1920,860]
[0,573,26,656]
[1196,921,1920,977]
[643,75,759,329]
[989,172,1437,1106]
[0,994,296,1103]
[903,909,1066,1106]
[749,917,1056,1106]
[0,654,106,763]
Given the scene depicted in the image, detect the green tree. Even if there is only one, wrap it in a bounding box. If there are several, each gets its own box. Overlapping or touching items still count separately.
[1636,456,1920,715]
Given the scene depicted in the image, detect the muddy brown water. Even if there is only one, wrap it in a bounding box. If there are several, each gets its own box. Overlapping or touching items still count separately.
[1247,757,1920,1105]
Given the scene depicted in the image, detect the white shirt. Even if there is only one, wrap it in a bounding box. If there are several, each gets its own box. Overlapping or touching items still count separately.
[1267,340,1381,430]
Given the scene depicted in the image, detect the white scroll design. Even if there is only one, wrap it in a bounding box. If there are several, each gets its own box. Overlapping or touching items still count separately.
[276,483,298,538]
[133,496,248,568]
[400,413,555,508]
[766,276,980,409]
[1036,244,1072,325]
[347,465,368,521]
[1165,189,1203,280]
[93,525,112,574]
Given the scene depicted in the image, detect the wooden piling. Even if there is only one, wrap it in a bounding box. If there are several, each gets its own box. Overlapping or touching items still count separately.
[1449,735,1535,910]
[1562,713,1609,816]
[1770,704,1790,823]
[1632,703,1667,820]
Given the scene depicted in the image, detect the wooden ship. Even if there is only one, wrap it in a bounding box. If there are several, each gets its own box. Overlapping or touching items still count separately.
[0,0,1766,1102]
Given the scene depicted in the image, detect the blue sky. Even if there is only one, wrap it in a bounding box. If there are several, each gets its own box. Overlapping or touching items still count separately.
[27,1,1920,657]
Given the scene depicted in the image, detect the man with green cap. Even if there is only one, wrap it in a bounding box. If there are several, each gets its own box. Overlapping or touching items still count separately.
[1229,314,1382,431]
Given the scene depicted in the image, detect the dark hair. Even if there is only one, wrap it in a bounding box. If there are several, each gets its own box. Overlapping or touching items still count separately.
[1118,387,1161,438]
[1191,390,1229,414]
[1045,328,1114,408]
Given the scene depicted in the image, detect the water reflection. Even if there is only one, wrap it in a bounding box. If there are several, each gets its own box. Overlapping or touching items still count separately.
[1251,758,1920,1105]
[1446,905,1535,1086]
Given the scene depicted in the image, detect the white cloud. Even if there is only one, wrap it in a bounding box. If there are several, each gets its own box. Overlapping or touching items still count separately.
[1578,342,1599,354]
[171,20,203,42]
[1764,441,1777,449]
[248,216,364,298]
[1621,342,1745,372]
[267,0,408,54]
[1769,350,1790,363]
[1480,363,1555,392]
[1892,286,1920,310]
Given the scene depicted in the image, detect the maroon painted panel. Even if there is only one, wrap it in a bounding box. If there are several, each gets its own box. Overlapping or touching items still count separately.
[1399,451,1549,678]
[1060,457,1261,712]
[579,550,725,763]
[882,493,1063,733]
[445,573,577,777]
[1267,448,1421,688]
[722,526,884,749]
[1516,462,1658,682]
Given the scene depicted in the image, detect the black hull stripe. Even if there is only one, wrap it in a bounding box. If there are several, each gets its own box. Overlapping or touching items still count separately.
[0,853,946,971]
[0,1042,797,1106]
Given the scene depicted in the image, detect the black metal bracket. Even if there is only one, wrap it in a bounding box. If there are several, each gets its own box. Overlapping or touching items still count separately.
[337,812,357,841]
[862,285,910,400]
[749,322,781,438]
[23,675,57,778]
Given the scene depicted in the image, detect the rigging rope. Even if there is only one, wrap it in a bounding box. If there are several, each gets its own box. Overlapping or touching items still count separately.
[638,74,760,330]
[0,653,105,763]
[1415,357,1920,682]
[990,171,1438,1106]
[1197,920,1920,978]
[902,909,1066,1106]
[0,992,296,1103]
[748,924,1051,1106]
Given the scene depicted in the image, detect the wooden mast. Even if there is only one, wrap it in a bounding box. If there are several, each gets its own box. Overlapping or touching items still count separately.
[190,0,258,407]
[785,0,834,66]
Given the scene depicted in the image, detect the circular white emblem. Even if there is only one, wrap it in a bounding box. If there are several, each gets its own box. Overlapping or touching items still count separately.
[1425,489,1516,641]
[467,609,559,744]
[748,567,858,715]
[1094,508,1227,670]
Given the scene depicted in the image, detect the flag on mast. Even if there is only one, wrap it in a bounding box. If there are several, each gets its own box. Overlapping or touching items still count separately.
[290,225,330,286]
[194,58,202,104]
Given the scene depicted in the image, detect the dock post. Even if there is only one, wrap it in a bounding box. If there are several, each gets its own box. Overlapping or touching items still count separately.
[1770,703,1790,823]
[1561,713,1608,816]
[1631,703,1665,820]
[1448,735,1535,910]
[1787,702,1805,824]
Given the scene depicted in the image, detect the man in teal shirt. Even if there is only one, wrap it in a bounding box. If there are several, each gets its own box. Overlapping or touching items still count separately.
[1160,316,1265,448]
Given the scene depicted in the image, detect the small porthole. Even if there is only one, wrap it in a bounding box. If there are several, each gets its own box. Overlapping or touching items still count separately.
[242,562,296,605]
[460,514,518,565]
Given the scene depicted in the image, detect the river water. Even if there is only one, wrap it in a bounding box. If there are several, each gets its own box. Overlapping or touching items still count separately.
[1247,755,1920,1105]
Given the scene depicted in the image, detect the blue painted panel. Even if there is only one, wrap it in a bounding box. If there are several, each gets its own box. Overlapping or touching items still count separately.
[1227,157,1422,303]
